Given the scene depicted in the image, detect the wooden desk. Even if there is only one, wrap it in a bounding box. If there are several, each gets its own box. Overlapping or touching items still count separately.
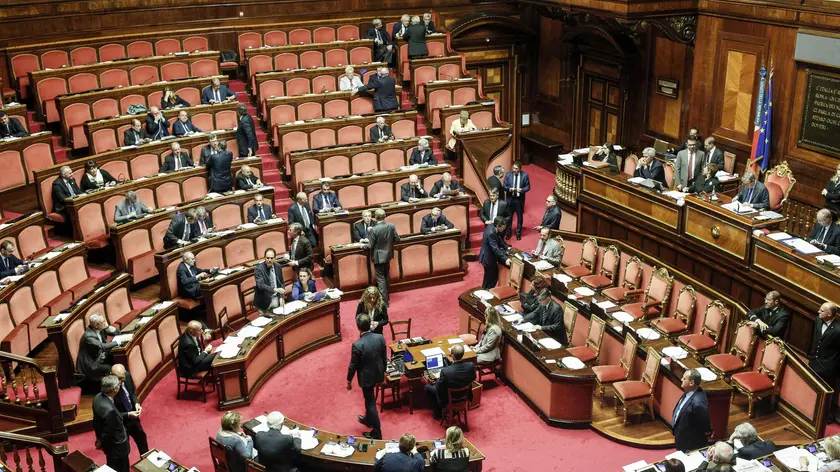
[0,212,49,259]
[407,55,464,99]
[423,78,480,130]
[330,230,466,298]
[62,451,97,472]
[0,132,56,195]
[253,62,386,102]
[455,127,513,205]
[132,449,191,472]
[264,89,396,135]
[395,34,448,80]
[243,40,374,76]
[242,414,485,471]
[211,298,341,410]
[439,103,500,148]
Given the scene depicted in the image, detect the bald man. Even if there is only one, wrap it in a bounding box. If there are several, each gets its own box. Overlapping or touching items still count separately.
[177,321,216,378]
[810,302,840,418]
[110,364,148,454]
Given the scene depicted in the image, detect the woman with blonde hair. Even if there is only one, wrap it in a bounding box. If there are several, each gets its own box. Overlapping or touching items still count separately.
[823,162,840,219]
[430,426,470,471]
[215,411,258,464]
[474,306,502,364]
[355,286,389,335]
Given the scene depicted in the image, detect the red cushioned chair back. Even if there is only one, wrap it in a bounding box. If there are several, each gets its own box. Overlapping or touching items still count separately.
[350,98,374,116]
[105,287,133,322]
[130,154,160,179]
[0,151,26,192]
[299,51,324,69]
[285,77,309,95]
[33,271,62,307]
[155,39,181,56]
[313,27,336,43]
[99,44,126,62]
[579,237,598,270]
[289,29,312,45]
[215,110,237,130]
[391,119,415,138]
[338,185,366,208]
[623,155,638,176]
[274,53,299,71]
[250,56,272,93]
[224,239,256,267]
[324,99,348,118]
[23,143,54,182]
[190,59,219,78]
[701,301,727,343]
[161,62,189,81]
[663,161,675,189]
[586,316,606,357]
[196,247,224,271]
[453,87,476,105]
[211,204,243,230]
[127,41,154,58]
[619,333,638,374]
[325,49,347,68]
[182,176,208,202]
[130,65,159,85]
[759,338,785,383]
[428,41,445,57]
[622,257,642,289]
[310,128,335,148]
[174,87,199,107]
[297,102,322,121]
[731,321,757,366]
[66,318,85,365]
[337,125,362,144]
[17,225,47,258]
[71,47,98,66]
[239,33,263,58]
[351,152,377,174]
[646,267,672,304]
[673,285,697,325]
[191,113,213,132]
[38,77,68,123]
[642,349,662,388]
[439,64,460,80]
[379,149,404,171]
[264,31,287,47]
[260,79,284,103]
[155,181,183,208]
[78,203,107,244]
[323,155,350,178]
[337,25,360,41]
[41,50,69,69]
[599,245,620,282]
[12,54,39,80]
[314,75,337,94]
[413,66,436,102]
[99,69,130,88]
[183,36,209,53]
[92,98,119,119]
[271,104,296,127]
[281,131,308,157]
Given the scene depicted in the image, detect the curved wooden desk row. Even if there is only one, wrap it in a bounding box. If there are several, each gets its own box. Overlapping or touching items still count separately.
[331,229,466,298]
[0,243,94,359]
[289,136,435,189]
[0,132,56,195]
[212,297,341,409]
[84,101,240,154]
[440,103,501,145]
[424,78,481,130]
[409,55,466,104]
[155,219,288,300]
[253,62,386,103]
[111,187,275,283]
[455,127,514,205]
[0,212,49,260]
[265,90,392,134]
[394,35,450,81]
[316,194,472,257]
[243,40,373,75]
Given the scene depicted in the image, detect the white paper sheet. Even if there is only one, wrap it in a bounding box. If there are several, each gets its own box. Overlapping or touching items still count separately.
[447,338,464,344]
[721,202,758,214]
[767,232,793,241]
[665,451,705,470]
[250,316,272,327]
[136,316,153,326]
[531,260,555,271]
[662,346,689,360]
[635,328,660,341]
[553,273,573,284]
[573,287,595,297]
[513,322,536,333]
[279,300,307,315]
[774,446,822,472]
[473,290,494,300]
[696,367,718,382]
[420,347,445,357]
[113,334,133,344]
[596,300,617,309]
[787,238,823,254]
[627,177,646,184]
[561,357,585,370]
[538,337,563,350]
[237,326,264,338]
[503,314,523,323]
[147,451,171,468]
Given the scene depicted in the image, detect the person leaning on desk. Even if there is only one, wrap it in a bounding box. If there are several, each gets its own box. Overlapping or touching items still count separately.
[290,267,316,301]
[519,276,549,314]
[518,289,567,344]
[731,172,769,210]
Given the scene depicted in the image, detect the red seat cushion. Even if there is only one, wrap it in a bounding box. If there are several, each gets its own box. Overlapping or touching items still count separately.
[613,380,651,401]
[651,318,686,334]
[567,346,597,363]
[731,371,773,393]
[459,334,478,346]
[623,302,661,320]
[220,62,239,69]
[602,287,627,303]
[592,365,627,383]
[678,334,715,351]
[114,309,143,328]
[563,265,591,278]
[580,274,612,290]
[489,286,517,300]
[706,353,745,373]
[174,297,201,310]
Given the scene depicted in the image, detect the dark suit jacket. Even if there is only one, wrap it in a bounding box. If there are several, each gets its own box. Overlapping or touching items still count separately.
[236,172,260,190]
[287,203,315,232]
[400,182,427,202]
[145,114,170,139]
[503,171,531,201]
[370,124,393,142]
[176,261,206,299]
[523,301,566,344]
[355,302,389,334]
[747,305,790,337]
[672,388,713,452]
[409,148,436,166]
[478,224,508,267]
[810,318,840,384]
[703,147,726,173]
[430,178,460,197]
[424,21,437,34]
[254,430,302,472]
[80,169,117,192]
[93,393,128,451]
[123,128,149,146]
[687,176,722,194]
[365,27,393,63]
[161,96,190,110]
[392,22,409,39]
[160,152,194,173]
[435,361,476,406]
[633,161,667,186]
[248,204,274,223]
[177,331,208,378]
[52,177,82,214]
[113,372,139,418]
[254,262,285,311]
[674,136,703,154]
[0,117,27,138]
[289,235,313,269]
[403,24,428,57]
[809,223,840,249]
[206,151,234,192]
[347,331,387,388]
[190,215,213,237]
[312,192,341,213]
[0,254,24,278]
[540,206,561,230]
[76,326,120,380]
[736,440,775,460]
[238,114,259,157]
[358,75,398,112]
[374,451,425,472]
[173,119,201,136]
[487,175,505,200]
[421,214,454,234]
[736,181,770,210]
[825,178,840,215]
[201,85,235,104]
[353,220,374,242]
[479,199,510,223]
[199,145,219,165]
[163,214,191,250]
[368,221,399,264]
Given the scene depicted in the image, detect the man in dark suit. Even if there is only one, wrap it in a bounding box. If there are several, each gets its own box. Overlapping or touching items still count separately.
[672,369,713,452]
[488,165,506,201]
[177,320,216,378]
[810,303,840,415]
[420,207,454,234]
[733,172,770,210]
[160,142,194,173]
[503,161,530,240]
[430,172,460,198]
[633,148,667,186]
[367,209,399,305]
[400,174,427,202]
[534,195,561,232]
[114,191,151,224]
[172,110,201,136]
[312,181,342,213]
[366,19,394,66]
[123,119,150,146]
[0,111,27,138]
[52,165,82,217]
[76,314,123,382]
[176,251,210,300]
[522,290,567,344]
[480,189,509,228]
[236,165,263,190]
[254,411,302,472]
[408,138,436,165]
[190,207,213,237]
[145,107,170,140]
[287,223,313,270]
[746,291,790,338]
[479,217,510,289]
[730,422,774,460]
[163,209,199,250]
[287,192,317,246]
[668,127,701,155]
[703,137,726,173]
[403,16,428,59]
[201,77,235,105]
[392,15,410,39]
[809,209,840,252]
[0,241,25,278]
[248,193,274,223]
[93,375,130,472]
[254,248,286,316]
[353,67,398,112]
[199,133,221,165]
[695,442,734,472]
[346,313,387,439]
[206,140,233,193]
[110,364,148,454]
[373,434,426,471]
[237,103,259,158]
[425,344,476,419]
[353,210,374,243]
[423,13,437,34]
[370,116,394,143]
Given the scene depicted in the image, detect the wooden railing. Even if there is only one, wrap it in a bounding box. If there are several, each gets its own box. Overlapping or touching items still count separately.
[781,197,820,239]
[0,352,67,442]
[0,432,68,472]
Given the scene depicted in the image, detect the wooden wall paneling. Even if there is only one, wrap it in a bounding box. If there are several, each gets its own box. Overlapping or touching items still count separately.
[646,33,690,141]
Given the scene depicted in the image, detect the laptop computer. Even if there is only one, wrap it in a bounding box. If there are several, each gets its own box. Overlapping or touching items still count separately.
[425,354,445,379]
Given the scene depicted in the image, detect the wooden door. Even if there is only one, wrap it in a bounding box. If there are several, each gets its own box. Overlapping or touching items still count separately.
[581,73,622,146]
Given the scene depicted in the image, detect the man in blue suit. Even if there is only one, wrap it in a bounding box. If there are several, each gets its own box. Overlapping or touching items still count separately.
[312,181,342,214]
[172,110,201,136]
[672,369,712,452]
[201,77,235,105]
[352,67,398,112]
[479,217,510,289]
[503,161,530,240]
[373,434,426,472]
[732,172,770,210]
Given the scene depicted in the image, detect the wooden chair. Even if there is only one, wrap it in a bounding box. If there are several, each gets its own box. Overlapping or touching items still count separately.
[677,300,728,359]
[441,384,471,431]
[592,333,638,406]
[209,437,233,472]
[489,256,524,300]
[563,302,577,345]
[563,237,598,279]
[650,285,697,338]
[705,321,758,379]
[243,286,256,314]
[723,151,736,174]
[218,307,234,340]
[622,154,638,176]
[567,316,606,363]
[172,339,215,403]
[663,161,676,189]
[581,245,620,290]
[601,256,643,303]
[389,318,412,341]
[613,349,662,425]
[459,316,484,346]
[622,266,674,320]
[376,375,402,412]
[245,459,265,472]
[730,337,786,418]
[764,160,797,211]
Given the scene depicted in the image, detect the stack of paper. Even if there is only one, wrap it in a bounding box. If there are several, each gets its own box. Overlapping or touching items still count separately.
[513,322,536,333]
[531,260,555,271]
[473,290,494,300]
[759,210,784,219]
[696,367,718,382]
[53,313,70,323]
[663,191,690,200]
[635,328,661,341]
[574,287,595,297]
[447,338,464,344]
[665,451,705,470]
[148,451,171,468]
[627,177,646,184]
[376,442,402,460]
[238,325,264,338]
[774,446,823,471]
[321,442,355,458]
[721,202,758,214]
[421,347,445,357]
[538,337,563,350]
[817,254,840,267]
[611,311,634,323]
[784,238,823,255]
[325,288,344,299]
[561,357,585,370]
[216,344,240,359]
[503,313,523,323]
[553,274,573,285]
[113,334,133,344]
[662,346,689,360]
[596,300,617,310]
[152,300,174,310]
[733,460,772,472]
[238,223,259,230]
[250,316,272,327]
[767,232,793,241]
[279,300,308,315]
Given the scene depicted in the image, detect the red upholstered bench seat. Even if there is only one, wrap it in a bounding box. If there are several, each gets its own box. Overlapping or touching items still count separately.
[580,274,612,290]
[623,302,661,320]
[563,265,590,278]
[175,297,201,310]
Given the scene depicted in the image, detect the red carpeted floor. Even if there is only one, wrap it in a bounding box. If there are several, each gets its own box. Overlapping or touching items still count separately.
[62,165,668,471]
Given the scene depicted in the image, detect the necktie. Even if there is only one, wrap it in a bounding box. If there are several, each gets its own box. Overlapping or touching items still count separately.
[183,221,190,241]
[291,238,298,259]
[490,202,497,220]
[134,131,140,142]
[186,265,193,277]
[820,227,828,244]
[269,266,277,290]
[66,180,75,197]
[514,174,520,196]
[258,207,265,220]
[1,257,7,270]
[175,154,181,171]
[688,153,695,180]
[129,205,135,214]
[200,220,206,234]
[300,205,309,227]
[323,194,330,210]
[119,385,132,412]
[197,334,205,351]
[365,225,370,238]
[746,188,753,204]
[376,30,382,42]
[215,89,220,102]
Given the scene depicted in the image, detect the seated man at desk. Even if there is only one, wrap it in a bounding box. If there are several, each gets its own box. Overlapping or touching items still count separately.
[253,411,302,472]
[287,222,313,270]
[532,227,562,266]
[695,442,734,472]
[248,193,275,223]
[123,119,150,146]
[353,210,375,243]
[236,165,263,190]
[339,66,364,92]
[254,248,286,316]
[746,290,790,338]
[809,209,840,252]
[80,160,117,192]
[534,195,561,232]
[686,163,722,195]
[191,206,214,237]
[633,147,667,186]
[424,344,476,420]
[0,111,27,138]
[145,107,170,140]
[520,290,567,344]
[729,422,775,460]
[160,142,194,173]
[287,192,317,246]
[370,116,394,143]
[401,174,427,202]
[52,165,82,223]
[430,172,460,198]
[420,207,454,234]
[423,12,437,34]
[202,77,235,105]
[480,189,509,227]
[374,434,427,472]
[163,208,200,250]
[76,314,123,383]
[177,320,216,378]
[199,133,221,165]
[732,172,769,210]
[173,110,202,137]
[312,181,342,214]
[114,191,151,224]
[409,138,437,166]
[0,241,26,277]
[447,110,477,158]
[176,251,211,300]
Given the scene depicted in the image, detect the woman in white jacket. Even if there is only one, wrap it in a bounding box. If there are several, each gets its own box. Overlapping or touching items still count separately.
[474,306,502,364]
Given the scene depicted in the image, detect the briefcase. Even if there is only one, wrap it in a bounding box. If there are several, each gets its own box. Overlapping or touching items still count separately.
[469,381,482,410]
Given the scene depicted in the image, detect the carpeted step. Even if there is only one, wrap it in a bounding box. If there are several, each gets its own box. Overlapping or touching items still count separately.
[468,206,478,218]
[51,136,69,163]
[26,111,44,133]
[229,80,247,94]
